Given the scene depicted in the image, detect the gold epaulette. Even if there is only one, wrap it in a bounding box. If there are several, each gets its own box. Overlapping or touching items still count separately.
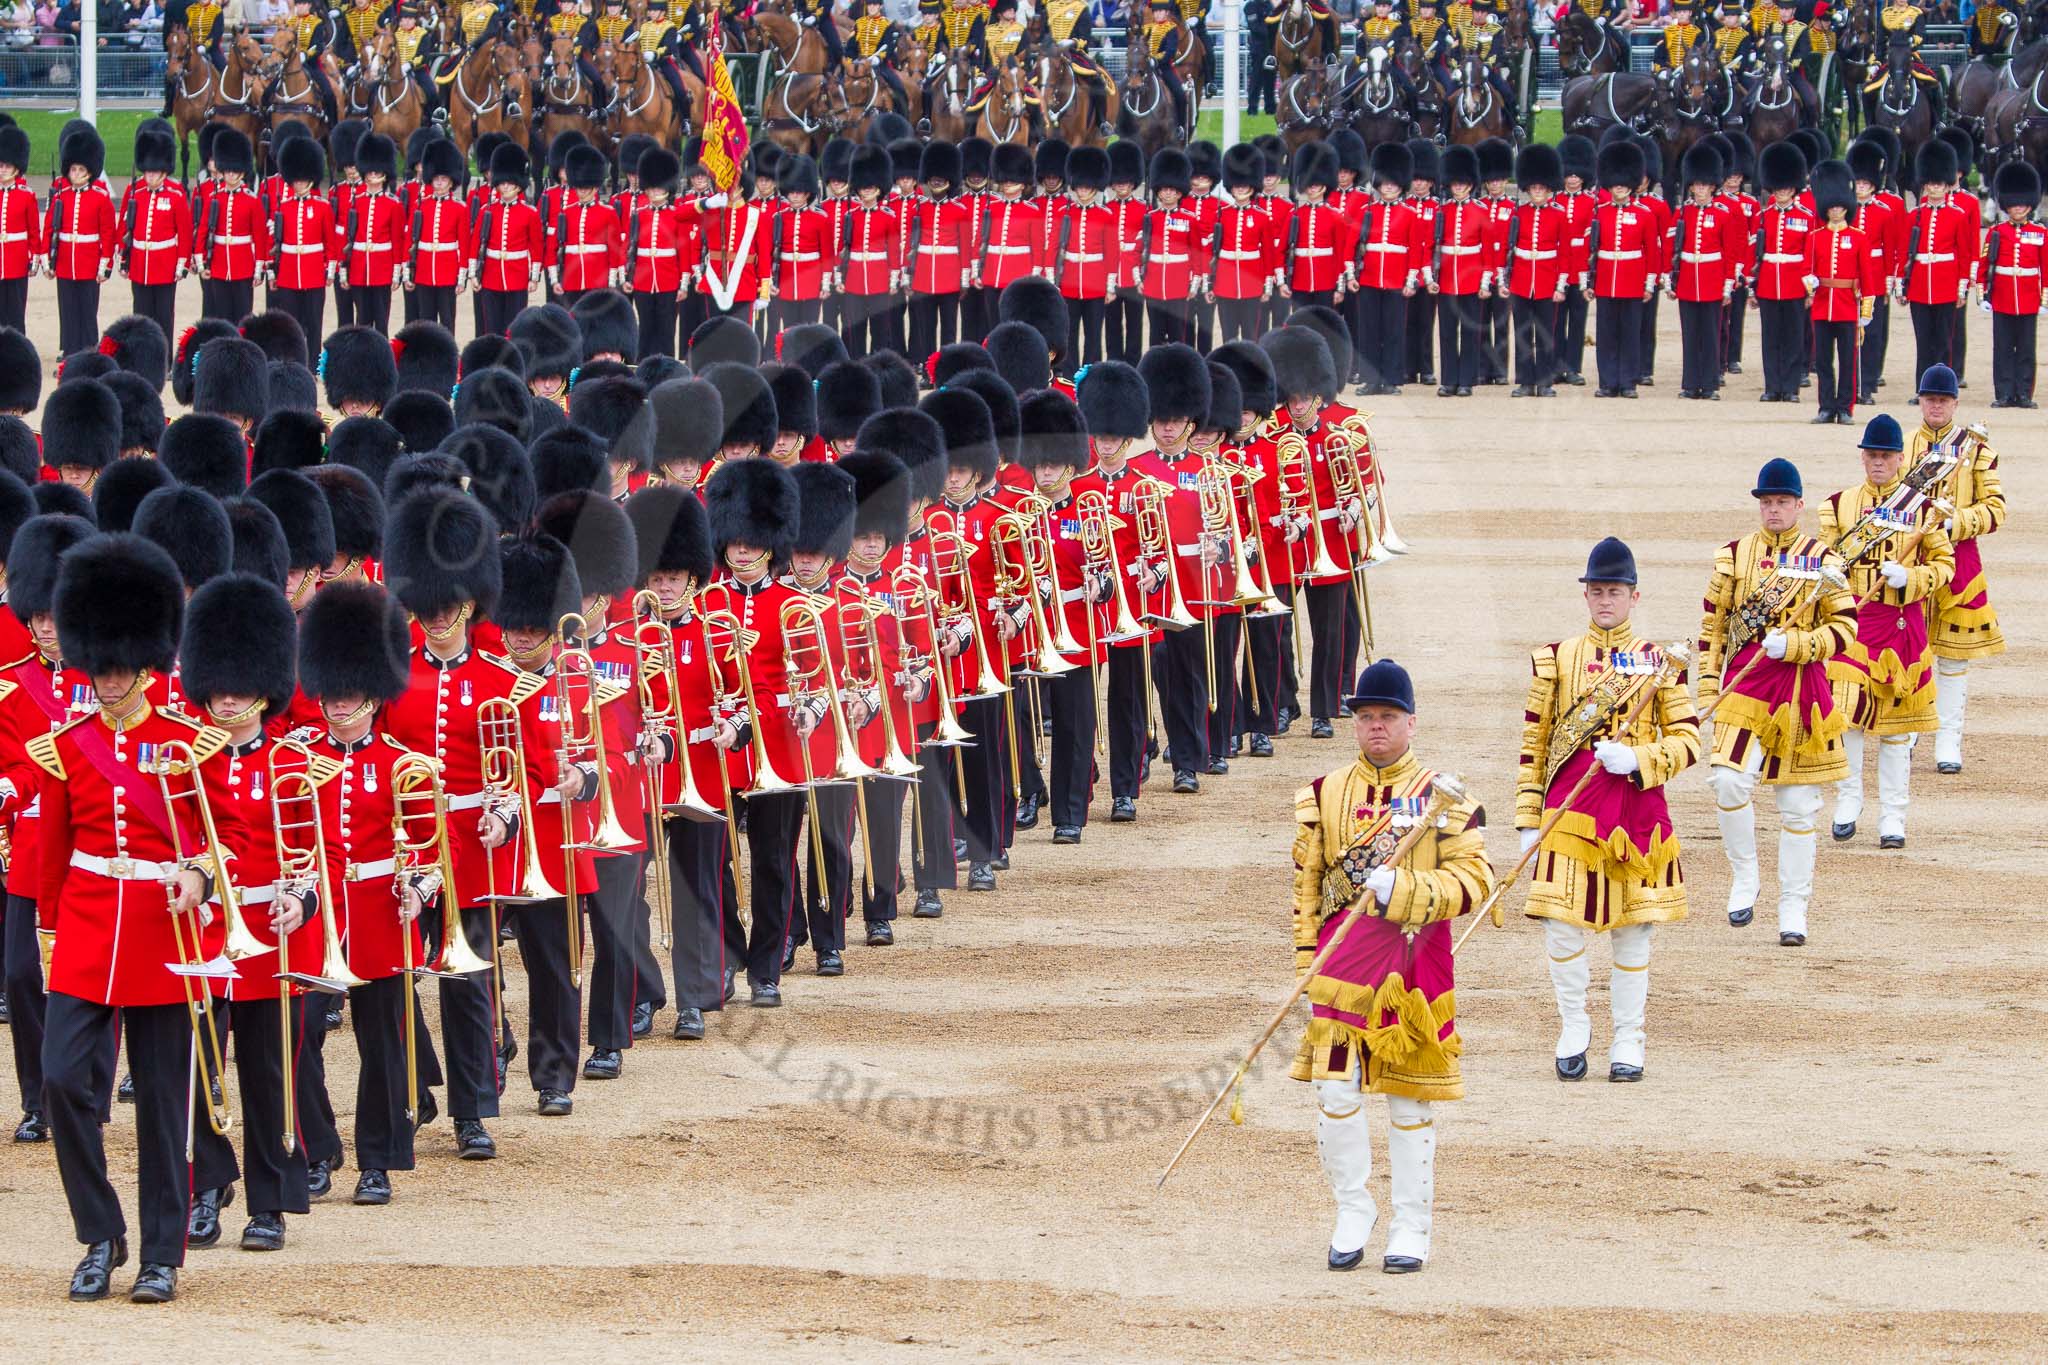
[595,680,629,707]
[306,752,344,786]
[1530,642,1560,682]
[1293,783,1320,822]
[0,677,15,704]
[26,730,62,780]
[506,670,550,707]
[184,722,233,766]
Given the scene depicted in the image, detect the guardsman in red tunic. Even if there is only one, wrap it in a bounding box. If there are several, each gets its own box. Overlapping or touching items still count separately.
[268,137,342,347]
[1183,143,1221,352]
[1280,144,1351,310]
[34,536,249,1304]
[1716,150,1760,379]
[1350,143,1423,395]
[176,578,328,1255]
[765,152,831,336]
[0,125,40,335]
[295,582,428,1206]
[696,188,773,326]
[839,146,905,360]
[1553,136,1595,386]
[623,148,697,360]
[976,143,1043,300]
[47,127,118,363]
[1586,140,1655,398]
[1210,144,1274,345]
[1105,139,1148,362]
[1476,136,1518,384]
[907,143,970,366]
[1138,148,1200,347]
[1849,138,1904,404]
[119,129,188,351]
[339,133,409,336]
[1753,140,1816,403]
[1804,162,1884,425]
[197,128,269,324]
[1901,138,1979,384]
[550,145,625,305]
[1052,147,1115,370]
[1667,144,1745,400]
[1429,145,1492,396]
[1978,161,2046,408]
[1503,143,1568,397]
[471,143,540,338]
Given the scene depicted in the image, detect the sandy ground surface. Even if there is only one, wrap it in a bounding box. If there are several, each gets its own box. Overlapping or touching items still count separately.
[0,277,2044,1360]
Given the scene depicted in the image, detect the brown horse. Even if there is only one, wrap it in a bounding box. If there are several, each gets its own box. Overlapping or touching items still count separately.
[259,25,334,152]
[609,39,697,147]
[1271,0,1324,82]
[750,8,831,77]
[1445,51,1512,145]
[894,32,929,129]
[211,31,270,164]
[1275,64,1337,153]
[163,28,227,182]
[1116,34,1184,157]
[349,27,428,149]
[448,33,532,155]
[977,58,1034,146]
[539,34,607,157]
[921,44,974,142]
[762,72,833,156]
[829,59,892,144]
[1034,44,1115,146]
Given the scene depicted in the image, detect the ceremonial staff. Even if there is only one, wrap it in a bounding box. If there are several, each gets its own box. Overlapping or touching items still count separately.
[1155,773,1468,1189]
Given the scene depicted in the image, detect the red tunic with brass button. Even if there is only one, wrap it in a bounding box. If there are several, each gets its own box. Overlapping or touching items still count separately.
[980,198,1043,290]
[924,495,1009,695]
[471,197,541,293]
[1590,199,1657,298]
[1129,448,1221,625]
[271,191,341,290]
[1284,202,1354,294]
[696,200,773,309]
[213,734,331,1003]
[1065,461,1158,655]
[0,181,41,280]
[1139,207,1199,299]
[1503,201,1568,299]
[909,194,969,295]
[834,569,916,765]
[343,189,409,289]
[585,627,649,853]
[1804,222,1883,323]
[1111,194,1146,292]
[122,181,189,286]
[1980,218,2048,314]
[0,654,91,904]
[1555,188,1593,286]
[407,191,471,289]
[518,666,603,890]
[1055,199,1115,299]
[1210,201,1274,300]
[888,531,951,732]
[840,202,902,296]
[643,606,735,816]
[1433,198,1490,295]
[45,184,117,281]
[1667,200,1744,302]
[200,187,272,282]
[1903,199,1977,306]
[31,704,248,1007]
[551,198,625,292]
[313,730,421,981]
[697,576,809,791]
[1029,489,1102,670]
[1356,198,1424,291]
[1752,199,1815,301]
[768,202,833,299]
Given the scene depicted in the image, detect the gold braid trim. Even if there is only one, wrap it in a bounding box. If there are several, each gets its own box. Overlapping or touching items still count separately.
[1289,986,1464,1100]
[1538,807,1682,885]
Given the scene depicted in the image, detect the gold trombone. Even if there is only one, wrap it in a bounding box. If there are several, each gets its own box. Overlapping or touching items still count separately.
[890,562,973,807]
[556,613,639,990]
[631,590,724,956]
[926,511,1009,701]
[389,752,454,1129]
[781,594,879,898]
[148,739,235,1145]
[1076,489,1143,755]
[1345,418,1409,556]
[835,589,918,902]
[272,739,366,998]
[1324,434,1381,661]
[477,695,560,907]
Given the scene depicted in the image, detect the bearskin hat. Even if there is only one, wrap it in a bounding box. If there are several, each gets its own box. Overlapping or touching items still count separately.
[1015,389,1088,473]
[791,461,857,561]
[562,143,606,192]
[984,322,1051,395]
[490,139,531,189]
[570,289,638,364]
[705,456,799,563]
[1294,142,1338,194]
[393,321,460,396]
[251,407,325,478]
[276,134,323,189]
[100,314,169,391]
[648,376,722,472]
[762,362,817,440]
[838,450,910,545]
[493,533,582,633]
[54,533,183,676]
[998,275,1070,364]
[32,482,91,520]
[920,140,961,190]
[0,416,32,483]
[385,487,503,618]
[0,469,33,562]
[298,579,412,703]
[639,146,682,197]
[931,341,993,388]
[41,379,120,472]
[1261,325,1339,403]
[869,112,914,147]
[625,483,714,583]
[323,418,404,497]
[639,354,687,388]
[1915,137,1957,189]
[455,366,532,442]
[331,119,366,173]
[955,136,989,183]
[948,369,1018,464]
[850,144,891,195]
[701,362,779,454]
[160,413,249,499]
[267,360,318,415]
[382,451,469,511]
[1938,124,1974,181]
[536,490,637,600]
[511,304,582,382]
[58,353,116,385]
[1758,139,1804,192]
[1106,138,1144,186]
[90,455,171,533]
[529,426,609,503]
[0,125,29,174]
[406,125,444,177]
[1597,139,1645,192]
[1439,143,1479,190]
[1223,142,1263,194]
[776,321,847,378]
[1517,142,1563,193]
[863,350,919,410]
[132,485,231,589]
[1150,147,1192,196]
[224,496,289,588]
[617,132,656,179]
[171,318,237,407]
[248,467,337,571]
[1034,138,1071,187]
[567,374,652,474]
[991,142,1033,187]
[1846,138,1886,188]
[1076,360,1148,440]
[1557,133,1596,186]
[213,126,255,179]
[1201,361,1241,435]
[1138,343,1211,425]
[889,137,923,186]
[815,362,880,444]
[440,422,536,531]
[1811,158,1856,219]
[321,325,399,412]
[687,315,760,372]
[7,514,95,621]
[357,131,400,184]
[307,462,385,563]
[1286,303,1352,388]
[193,335,269,424]
[1062,143,1107,193]
[1997,159,2042,211]
[180,574,298,716]
[855,408,946,506]
[1207,339,1277,419]
[59,125,105,180]
[820,136,856,186]
[0,328,39,412]
[920,387,998,483]
[1330,129,1366,177]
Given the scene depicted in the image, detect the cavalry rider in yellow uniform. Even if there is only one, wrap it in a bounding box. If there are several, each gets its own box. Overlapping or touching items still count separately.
[459,0,497,44]
[1037,0,1112,134]
[1177,0,1211,88]
[164,0,228,117]
[791,0,847,69]
[1869,0,1946,122]
[1710,0,1755,65]
[548,0,611,118]
[925,0,985,113]
[1263,0,1341,69]
[1352,0,1423,104]
[1448,0,1519,121]
[626,0,698,108]
[967,0,1036,121]
[285,0,344,125]
[377,1,446,123]
[1747,0,1818,123]
[1969,0,2016,60]
[848,0,913,116]
[1653,0,1702,72]
[913,0,945,51]
[1140,0,1190,134]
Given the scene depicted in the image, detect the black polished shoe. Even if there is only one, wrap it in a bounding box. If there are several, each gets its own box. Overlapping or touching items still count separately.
[1810,411,1834,424]
[1052,825,1081,844]
[780,941,798,973]
[1555,1053,1588,1082]
[1832,820,1856,842]
[1779,931,1807,948]
[631,1001,653,1038]
[989,852,1011,871]
[1382,1255,1424,1275]
[1172,769,1199,794]
[416,1088,438,1130]
[1227,735,1243,757]
[1879,833,1905,850]
[1437,385,1456,397]
[129,1262,178,1304]
[68,1238,126,1301]
[866,921,894,946]
[582,1048,622,1081]
[816,950,844,977]
[1536,384,1556,397]
[537,1088,573,1117]
[1275,706,1296,733]
[1329,1246,1365,1271]
[672,1007,705,1040]
[1202,757,1229,776]
[968,862,997,892]
[1456,385,1474,396]
[1564,371,1586,385]
[308,1155,338,1200]
[0,992,7,1023]
[1248,733,1273,758]
[913,889,944,917]
[353,1169,392,1205]
[1609,1063,1644,1083]
[1725,361,1742,375]
[455,1119,497,1160]
[500,1033,517,1067]
[1620,387,1638,398]
[1014,793,1041,829]
[14,1109,47,1142]
[723,967,738,1003]
[1309,718,1334,739]
[1937,760,1961,775]
[324,1002,344,1030]
[117,1073,134,1104]
[240,1212,285,1252]
[1511,383,1533,397]
[1728,906,1754,927]
[1110,796,1137,822]
[750,981,782,1008]
[1594,386,1618,397]
[951,837,968,863]
[187,1185,231,1247]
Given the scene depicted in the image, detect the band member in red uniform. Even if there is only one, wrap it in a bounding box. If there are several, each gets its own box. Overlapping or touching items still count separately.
[0,125,40,335]
[550,145,625,307]
[1668,143,1745,401]
[1130,345,1216,789]
[268,137,341,347]
[763,153,829,337]
[36,535,248,1304]
[47,128,117,362]
[1280,144,1351,312]
[1902,139,1978,385]
[118,128,187,350]
[1210,145,1273,346]
[197,128,269,324]
[1753,141,1815,404]
[339,133,408,335]
[1980,161,2046,408]
[1502,143,1567,397]
[176,576,322,1255]
[1208,340,1286,755]
[838,146,903,360]
[1587,139,1653,398]
[472,143,542,338]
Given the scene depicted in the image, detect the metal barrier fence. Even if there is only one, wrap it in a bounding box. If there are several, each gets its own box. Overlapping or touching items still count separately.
[1531,26,1974,101]
[0,37,167,99]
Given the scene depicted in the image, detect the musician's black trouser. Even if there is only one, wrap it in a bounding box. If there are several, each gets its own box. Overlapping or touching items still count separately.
[1204,611,1242,759]
[860,778,905,923]
[1104,643,1149,800]
[508,898,579,1093]
[667,814,734,1010]
[431,904,502,1121]
[912,720,960,893]
[1044,661,1098,828]
[349,973,417,1173]
[1304,579,1353,721]
[1240,602,1285,736]
[636,291,679,359]
[45,996,190,1265]
[793,783,855,957]
[5,894,50,1116]
[294,994,342,1169]
[584,851,641,1052]
[737,789,805,988]
[200,997,313,1219]
[955,693,1004,861]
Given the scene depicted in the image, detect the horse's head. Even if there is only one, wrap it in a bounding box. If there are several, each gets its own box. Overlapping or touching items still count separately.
[548,33,576,72]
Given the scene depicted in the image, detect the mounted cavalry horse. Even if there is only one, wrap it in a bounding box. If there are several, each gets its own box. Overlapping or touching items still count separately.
[1864,31,1939,179]
[447,28,531,155]
[1658,42,1739,174]
[257,24,336,151]
[538,33,607,158]
[1117,33,1188,155]
[1955,5,2048,143]
[1444,48,1512,144]
[1029,36,1117,145]
[1343,43,1416,147]
[920,44,975,143]
[1555,7,1628,78]
[608,37,700,147]
[165,26,253,182]
[979,57,1035,146]
[1276,57,1343,152]
[347,26,428,149]
[1560,66,1663,138]
[1271,0,1326,81]
[1745,25,1808,148]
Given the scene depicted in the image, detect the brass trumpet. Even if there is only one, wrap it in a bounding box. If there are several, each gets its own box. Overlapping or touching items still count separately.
[390,752,455,1129]
[147,739,235,1144]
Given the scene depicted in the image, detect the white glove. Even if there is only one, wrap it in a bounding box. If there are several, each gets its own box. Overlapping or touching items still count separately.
[1363,864,1396,908]
[1519,828,1540,856]
[1881,560,1910,590]
[703,192,728,209]
[1762,630,1788,660]
[1593,740,1639,776]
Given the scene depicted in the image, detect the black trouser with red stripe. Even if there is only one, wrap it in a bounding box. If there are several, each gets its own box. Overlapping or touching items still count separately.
[431,905,503,1121]
[955,694,1006,862]
[205,997,314,1218]
[294,996,342,1170]
[1204,612,1243,759]
[347,973,417,1173]
[737,790,805,988]
[585,851,642,1052]
[793,784,855,957]
[912,721,960,893]
[1154,621,1211,777]
[667,814,734,1010]
[1239,601,1286,737]
[129,281,175,353]
[5,894,50,1117]
[860,779,906,923]
[1044,662,1098,828]
[1104,643,1149,800]
[509,899,580,1092]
